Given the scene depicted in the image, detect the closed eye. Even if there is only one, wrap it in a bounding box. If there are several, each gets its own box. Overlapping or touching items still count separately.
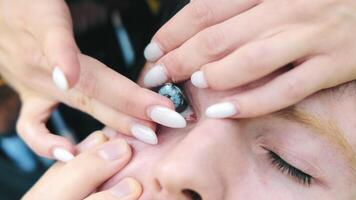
[268,150,313,186]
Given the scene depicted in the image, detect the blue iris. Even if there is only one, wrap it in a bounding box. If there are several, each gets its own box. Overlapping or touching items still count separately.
[157,83,188,113]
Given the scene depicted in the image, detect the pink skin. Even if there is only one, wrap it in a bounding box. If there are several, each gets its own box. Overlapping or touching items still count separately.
[101,82,356,200]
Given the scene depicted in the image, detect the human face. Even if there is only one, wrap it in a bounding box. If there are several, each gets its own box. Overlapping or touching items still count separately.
[101,82,356,200]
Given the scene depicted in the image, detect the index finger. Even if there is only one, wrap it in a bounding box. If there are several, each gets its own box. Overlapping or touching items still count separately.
[144,0,259,62]
[73,55,186,128]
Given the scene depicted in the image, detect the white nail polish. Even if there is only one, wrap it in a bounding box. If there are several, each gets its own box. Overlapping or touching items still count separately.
[144,42,164,62]
[148,106,187,128]
[52,67,69,91]
[191,71,209,88]
[144,64,168,88]
[205,102,238,118]
[52,147,74,162]
[131,124,158,145]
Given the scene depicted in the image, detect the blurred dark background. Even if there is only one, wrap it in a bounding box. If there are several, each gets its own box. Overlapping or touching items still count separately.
[0,0,188,199]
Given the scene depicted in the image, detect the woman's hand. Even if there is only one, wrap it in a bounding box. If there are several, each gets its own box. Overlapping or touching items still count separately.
[0,0,185,161]
[0,0,81,89]
[143,0,356,118]
[23,131,142,200]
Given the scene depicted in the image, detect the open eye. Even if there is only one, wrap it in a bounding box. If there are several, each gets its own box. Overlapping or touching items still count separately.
[156,83,196,121]
[157,83,188,112]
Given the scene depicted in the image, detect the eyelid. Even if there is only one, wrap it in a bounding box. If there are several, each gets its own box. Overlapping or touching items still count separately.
[182,83,201,118]
[269,146,324,180]
[256,137,325,180]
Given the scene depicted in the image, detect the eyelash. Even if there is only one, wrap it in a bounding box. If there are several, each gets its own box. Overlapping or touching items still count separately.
[268,151,313,186]
[176,84,197,121]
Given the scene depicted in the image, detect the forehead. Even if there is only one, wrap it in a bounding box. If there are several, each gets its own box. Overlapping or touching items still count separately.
[185,82,356,147]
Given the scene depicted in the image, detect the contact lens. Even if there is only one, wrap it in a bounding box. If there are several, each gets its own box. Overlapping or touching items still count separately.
[156,83,188,113]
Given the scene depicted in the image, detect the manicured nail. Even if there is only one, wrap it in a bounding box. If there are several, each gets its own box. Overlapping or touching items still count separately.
[52,147,74,162]
[191,71,208,88]
[131,124,158,145]
[110,178,142,198]
[143,64,168,88]
[205,102,238,118]
[144,42,164,62]
[98,140,129,160]
[52,67,69,91]
[148,106,187,128]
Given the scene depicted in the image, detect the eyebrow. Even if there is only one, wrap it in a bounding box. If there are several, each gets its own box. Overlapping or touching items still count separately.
[274,106,356,173]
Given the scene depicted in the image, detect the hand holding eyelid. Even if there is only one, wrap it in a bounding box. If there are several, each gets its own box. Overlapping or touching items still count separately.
[143,0,356,119]
[1,0,188,163]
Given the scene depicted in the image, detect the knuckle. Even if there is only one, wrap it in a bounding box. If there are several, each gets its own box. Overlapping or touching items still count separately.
[162,53,187,80]
[120,90,141,113]
[241,45,270,74]
[199,28,228,60]
[74,94,94,115]
[190,0,215,28]
[19,31,47,67]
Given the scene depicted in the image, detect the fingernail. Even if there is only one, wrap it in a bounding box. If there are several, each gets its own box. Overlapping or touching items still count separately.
[78,131,108,150]
[144,42,164,62]
[98,140,129,160]
[52,67,69,91]
[52,147,74,162]
[191,71,209,88]
[205,102,239,118]
[131,124,158,145]
[143,64,168,88]
[110,178,142,198]
[148,106,187,128]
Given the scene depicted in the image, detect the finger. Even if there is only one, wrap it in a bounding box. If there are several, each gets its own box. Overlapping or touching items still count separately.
[24,139,132,200]
[27,0,80,90]
[72,55,186,129]
[144,0,260,62]
[85,178,142,200]
[69,96,159,145]
[197,27,316,90]
[16,96,75,161]
[33,130,110,186]
[77,131,108,152]
[143,2,286,87]
[137,62,153,87]
[205,57,332,118]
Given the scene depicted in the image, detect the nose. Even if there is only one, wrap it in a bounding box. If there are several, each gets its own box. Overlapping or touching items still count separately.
[149,120,231,200]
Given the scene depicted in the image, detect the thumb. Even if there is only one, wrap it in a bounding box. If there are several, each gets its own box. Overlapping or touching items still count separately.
[28,0,80,90]
[46,26,81,91]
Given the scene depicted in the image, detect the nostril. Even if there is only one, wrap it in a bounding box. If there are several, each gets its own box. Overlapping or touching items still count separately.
[153,178,163,191]
[182,189,202,200]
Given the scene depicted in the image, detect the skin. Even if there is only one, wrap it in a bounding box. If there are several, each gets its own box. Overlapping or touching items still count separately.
[145,0,356,118]
[24,131,142,200]
[99,82,356,200]
[0,0,174,158]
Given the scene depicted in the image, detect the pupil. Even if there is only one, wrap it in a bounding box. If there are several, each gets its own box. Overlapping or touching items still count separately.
[156,83,188,113]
